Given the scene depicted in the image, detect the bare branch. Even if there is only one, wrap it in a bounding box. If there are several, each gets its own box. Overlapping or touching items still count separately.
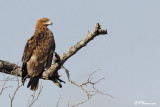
[9,77,23,107]
[61,68,113,107]
[0,60,21,77]
[43,23,107,79]
[68,101,70,107]
[27,84,43,107]
[71,98,90,107]
[0,76,12,95]
[56,95,62,107]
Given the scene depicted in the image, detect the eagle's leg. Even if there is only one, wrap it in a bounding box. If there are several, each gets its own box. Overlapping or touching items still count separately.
[53,52,71,82]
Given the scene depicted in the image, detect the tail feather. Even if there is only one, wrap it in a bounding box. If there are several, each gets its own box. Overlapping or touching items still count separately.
[27,77,39,91]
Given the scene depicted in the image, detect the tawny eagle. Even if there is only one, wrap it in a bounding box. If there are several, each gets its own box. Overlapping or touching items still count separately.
[22,18,55,91]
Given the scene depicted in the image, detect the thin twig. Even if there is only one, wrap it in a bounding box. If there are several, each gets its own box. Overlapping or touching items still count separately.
[61,67,113,107]
[68,101,70,107]
[56,95,62,107]
[27,83,43,107]
[9,77,23,107]
[71,98,90,107]
[0,76,12,95]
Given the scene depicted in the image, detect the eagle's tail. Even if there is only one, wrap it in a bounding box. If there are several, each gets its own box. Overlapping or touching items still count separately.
[27,77,39,91]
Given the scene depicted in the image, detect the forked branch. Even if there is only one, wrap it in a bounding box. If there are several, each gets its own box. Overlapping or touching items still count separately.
[0,75,13,95]
[9,77,23,107]
[64,69,113,107]
[27,84,43,107]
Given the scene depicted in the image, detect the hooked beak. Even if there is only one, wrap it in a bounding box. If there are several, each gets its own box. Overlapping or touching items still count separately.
[50,21,53,25]
[45,20,53,25]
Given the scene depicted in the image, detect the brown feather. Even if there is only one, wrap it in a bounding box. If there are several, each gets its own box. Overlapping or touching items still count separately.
[27,77,39,91]
[22,18,55,91]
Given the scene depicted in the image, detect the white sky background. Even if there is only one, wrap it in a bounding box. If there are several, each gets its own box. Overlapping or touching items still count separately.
[0,0,160,107]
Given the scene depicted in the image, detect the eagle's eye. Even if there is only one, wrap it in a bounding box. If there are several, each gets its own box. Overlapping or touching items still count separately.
[43,20,47,22]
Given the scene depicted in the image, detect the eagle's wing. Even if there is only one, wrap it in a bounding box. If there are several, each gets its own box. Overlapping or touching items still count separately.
[22,36,36,62]
[45,32,55,69]
[22,35,38,83]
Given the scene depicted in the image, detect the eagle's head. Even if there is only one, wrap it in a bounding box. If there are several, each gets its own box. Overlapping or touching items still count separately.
[36,18,52,28]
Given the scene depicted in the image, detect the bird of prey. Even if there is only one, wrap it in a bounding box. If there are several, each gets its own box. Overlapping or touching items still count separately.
[22,18,55,91]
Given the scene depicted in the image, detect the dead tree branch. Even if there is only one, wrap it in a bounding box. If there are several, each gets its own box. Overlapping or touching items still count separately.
[0,75,13,95]
[56,95,62,107]
[42,23,107,80]
[71,98,90,107]
[9,77,23,107]
[66,69,113,107]
[0,23,107,86]
[27,84,43,107]
[55,68,112,107]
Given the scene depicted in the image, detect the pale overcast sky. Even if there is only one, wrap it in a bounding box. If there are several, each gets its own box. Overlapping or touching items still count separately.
[0,0,160,107]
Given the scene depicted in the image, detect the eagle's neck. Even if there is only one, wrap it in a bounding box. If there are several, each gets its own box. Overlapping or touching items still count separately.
[35,23,48,31]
